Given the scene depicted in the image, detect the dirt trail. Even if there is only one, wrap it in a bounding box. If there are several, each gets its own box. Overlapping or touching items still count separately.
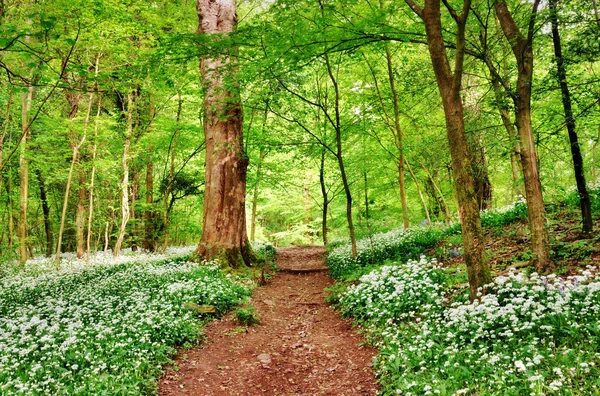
[159,246,379,396]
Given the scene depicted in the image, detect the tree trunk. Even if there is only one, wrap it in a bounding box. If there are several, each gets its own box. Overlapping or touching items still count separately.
[470,134,493,210]
[494,0,549,271]
[160,91,182,252]
[19,86,33,266]
[490,77,523,198]
[250,149,265,241]
[36,170,52,257]
[129,166,139,251]
[324,54,357,258]
[143,149,155,251]
[319,149,329,246]
[86,97,101,263]
[76,168,87,259]
[195,0,252,267]
[549,0,593,234]
[114,93,133,258]
[8,168,14,261]
[142,94,156,251]
[55,142,81,268]
[385,45,410,230]
[364,172,370,220]
[0,88,13,204]
[407,0,491,298]
[418,160,452,223]
[405,159,431,224]
[55,86,84,269]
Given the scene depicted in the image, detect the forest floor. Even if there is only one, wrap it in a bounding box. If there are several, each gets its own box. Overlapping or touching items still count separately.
[430,208,600,277]
[159,246,379,396]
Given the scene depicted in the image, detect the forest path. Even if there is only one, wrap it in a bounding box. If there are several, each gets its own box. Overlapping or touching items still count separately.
[159,246,379,396]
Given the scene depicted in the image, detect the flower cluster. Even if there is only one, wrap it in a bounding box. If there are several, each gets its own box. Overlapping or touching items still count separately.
[0,254,249,395]
[339,258,446,326]
[327,227,445,278]
[341,262,600,395]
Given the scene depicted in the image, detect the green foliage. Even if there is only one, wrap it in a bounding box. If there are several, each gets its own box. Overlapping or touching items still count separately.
[327,227,446,279]
[550,240,596,262]
[565,184,600,214]
[234,305,260,326]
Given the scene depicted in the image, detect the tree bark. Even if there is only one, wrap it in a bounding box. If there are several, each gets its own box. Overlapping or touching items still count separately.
[0,88,13,204]
[250,149,265,241]
[405,159,431,224]
[494,0,549,271]
[86,97,101,263]
[195,0,252,267]
[549,0,593,234]
[324,54,357,257]
[385,46,410,230]
[114,93,133,258]
[142,97,157,251]
[491,76,523,198]
[418,159,452,223]
[76,169,87,258]
[319,149,329,246]
[406,0,491,299]
[19,85,33,266]
[36,170,52,257]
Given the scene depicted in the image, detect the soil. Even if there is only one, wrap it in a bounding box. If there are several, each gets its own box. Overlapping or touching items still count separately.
[159,246,379,396]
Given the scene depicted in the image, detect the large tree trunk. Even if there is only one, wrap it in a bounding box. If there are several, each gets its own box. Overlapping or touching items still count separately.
[0,89,13,207]
[406,0,491,299]
[494,0,549,271]
[549,0,592,234]
[195,0,252,267]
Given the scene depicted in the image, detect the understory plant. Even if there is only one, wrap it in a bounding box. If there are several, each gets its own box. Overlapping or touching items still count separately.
[0,255,250,395]
[340,259,600,395]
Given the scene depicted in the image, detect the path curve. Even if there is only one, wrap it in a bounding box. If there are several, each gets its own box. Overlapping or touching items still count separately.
[159,246,378,395]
